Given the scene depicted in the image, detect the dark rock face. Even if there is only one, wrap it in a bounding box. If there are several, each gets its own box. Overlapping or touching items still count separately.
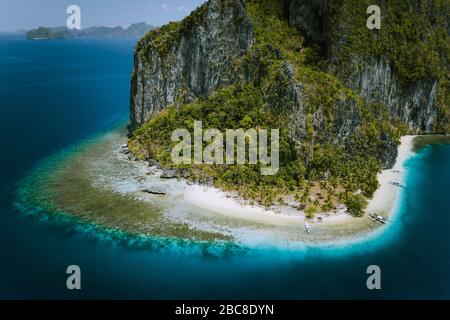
[287,1,443,134]
[288,0,333,44]
[344,58,439,133]
[378,132,398,169]
[129,0,253,132]
[262,62,307,140]
[160,169,177,179]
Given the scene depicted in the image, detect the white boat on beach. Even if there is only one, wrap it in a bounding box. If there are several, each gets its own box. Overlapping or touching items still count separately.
[369,213,387,224]
[304,222,311,233]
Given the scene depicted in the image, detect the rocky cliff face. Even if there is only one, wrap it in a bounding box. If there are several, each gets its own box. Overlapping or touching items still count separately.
[288,0,447,134]
[130,0,253,132]
[346,58,439,132]
[288,0,332,45]
[130,0,448,169]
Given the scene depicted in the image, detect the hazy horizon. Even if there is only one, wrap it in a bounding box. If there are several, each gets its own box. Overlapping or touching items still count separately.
[0,0,206,32]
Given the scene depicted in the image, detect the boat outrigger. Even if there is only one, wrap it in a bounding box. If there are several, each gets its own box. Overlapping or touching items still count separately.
[389,181,406,188]
[369,213,387,224]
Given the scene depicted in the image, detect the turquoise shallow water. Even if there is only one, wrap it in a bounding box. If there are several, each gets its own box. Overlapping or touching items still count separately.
[0,35,449,299]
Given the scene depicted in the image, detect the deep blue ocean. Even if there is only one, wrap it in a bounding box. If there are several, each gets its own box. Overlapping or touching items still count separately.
[0,34,449,299]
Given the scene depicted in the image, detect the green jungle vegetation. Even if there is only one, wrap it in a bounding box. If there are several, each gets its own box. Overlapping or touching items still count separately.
[130,0,448,217]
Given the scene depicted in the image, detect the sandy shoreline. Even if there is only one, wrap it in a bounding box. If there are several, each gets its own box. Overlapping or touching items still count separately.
[366,135,417,218]
[183,184,354,226]
[184,135,418,227]
[183,185,306,226]
[22,128,418,246]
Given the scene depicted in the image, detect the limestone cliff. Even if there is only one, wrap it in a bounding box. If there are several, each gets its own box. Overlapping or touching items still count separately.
[288,0,449,133]
[130,0,253,132]
[129,0,449,166]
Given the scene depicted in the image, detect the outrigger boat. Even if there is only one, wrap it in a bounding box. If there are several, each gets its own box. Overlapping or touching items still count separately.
[389,181,406,188]
[304,222,311,233]
[369,213,387,224]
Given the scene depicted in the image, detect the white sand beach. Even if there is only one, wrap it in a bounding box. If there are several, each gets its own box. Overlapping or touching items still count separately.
[67,129,418,244]
[366,135,417,218]
[183,185,306,226]
[184,135,417,227]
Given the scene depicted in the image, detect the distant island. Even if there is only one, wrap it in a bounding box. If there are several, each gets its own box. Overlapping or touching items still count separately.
[25,22,154,40]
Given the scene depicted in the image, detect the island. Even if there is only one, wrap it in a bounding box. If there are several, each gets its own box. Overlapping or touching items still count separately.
[25,22,154,40]
[17,0,449,250]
